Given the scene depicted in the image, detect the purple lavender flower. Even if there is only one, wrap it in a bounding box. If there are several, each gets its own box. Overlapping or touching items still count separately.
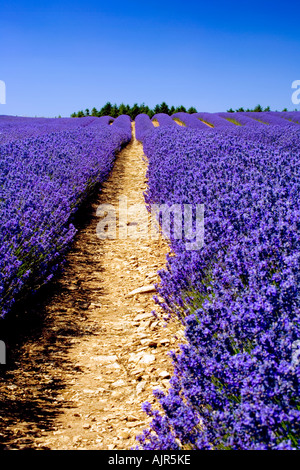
[135,114,155,142]
[135,124,300,450]
[0,116,131,318]
[152,113,177,127]
[217,112,264,127]
[171,112,209,129]
[193,112,235,128]
[243,112,296,127]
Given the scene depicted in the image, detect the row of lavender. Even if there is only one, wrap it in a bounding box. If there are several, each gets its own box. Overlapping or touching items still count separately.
[0,115,116,146]
[135,121,300,449]
[0,115,131,318]
[135,111,300,137]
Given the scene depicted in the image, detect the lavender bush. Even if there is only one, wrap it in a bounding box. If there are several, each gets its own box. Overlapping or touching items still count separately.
[0,115,113,145]
[111,114,132,139]
[243,112,295,127]
[135,114,155,142]
[171,113,209,129]
[217,112,264,127]
[0,117,131,318]
[152,113,177,127]
[193,112,236,128]
[277,112,300,125]
[136,124,300,450]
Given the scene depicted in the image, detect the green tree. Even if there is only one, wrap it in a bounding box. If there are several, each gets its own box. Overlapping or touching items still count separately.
[91,107,98,116]
[187,106,197,114]
[227,108,234,113]
[111,104,119,118]
[129,103,141,120]
[85,108,90,116]
[253,104,263,112]
[139,102,151,116]
[159,102,169,114]
[153,104,161,114]
[264,106,270,112]
[282,108,288,112]
[118,103,127,116]
[236,107,245,112]
[174,105,187,113]
[99,102,112,117]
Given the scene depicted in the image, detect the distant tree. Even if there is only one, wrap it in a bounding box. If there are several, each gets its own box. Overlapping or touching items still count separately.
[282,108,288,112]
[159,102,170,114]
[227,108,235,113]
[236,107,245,112]
[139,102,151,116]
[118,103,127,116]
[253,104,263,112]
[264,106,270,112]
[99,102,112,117]
[70,102,200,118]
[110,104,119,118]
[175,105,187,113]
[154,104,161,114]
[129,103,141,120]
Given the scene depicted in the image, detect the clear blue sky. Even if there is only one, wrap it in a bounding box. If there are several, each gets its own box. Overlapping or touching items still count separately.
[0,0,299,117]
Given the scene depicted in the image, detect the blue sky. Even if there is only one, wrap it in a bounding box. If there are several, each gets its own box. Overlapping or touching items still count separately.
[0,0,299,117]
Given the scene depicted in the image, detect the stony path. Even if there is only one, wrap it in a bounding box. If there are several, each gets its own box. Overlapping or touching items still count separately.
[0,124,183,450]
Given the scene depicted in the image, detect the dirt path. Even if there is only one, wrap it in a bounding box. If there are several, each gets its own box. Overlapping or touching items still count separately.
[0,124,183,450]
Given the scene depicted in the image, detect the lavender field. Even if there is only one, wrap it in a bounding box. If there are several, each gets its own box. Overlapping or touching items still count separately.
[0,110,299,450]
[135,112,300,450]
[0,115,131,318]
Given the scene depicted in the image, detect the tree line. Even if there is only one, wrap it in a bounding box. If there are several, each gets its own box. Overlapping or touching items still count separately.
[71,102,293,118]
[227,105,289,112]
[71,102,198,119]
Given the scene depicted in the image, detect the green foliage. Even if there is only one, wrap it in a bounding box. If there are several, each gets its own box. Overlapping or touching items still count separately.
[70,102,198,118]
[228,105,272,113]
[174,105,187,113]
